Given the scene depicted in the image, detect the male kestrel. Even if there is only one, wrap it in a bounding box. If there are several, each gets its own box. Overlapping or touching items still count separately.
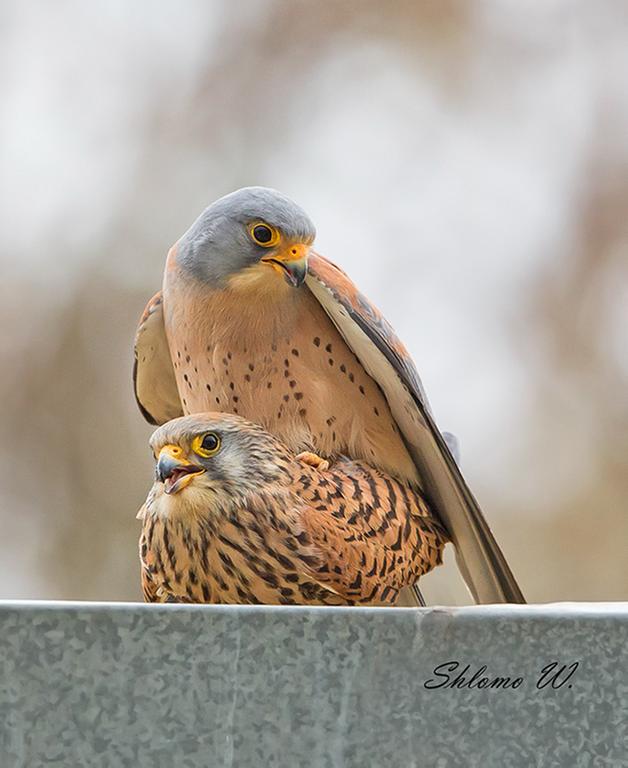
[138,413,448,605]
[134,187,524,604]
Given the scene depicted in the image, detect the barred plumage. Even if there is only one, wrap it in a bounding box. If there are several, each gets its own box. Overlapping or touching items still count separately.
[138,414,448,606]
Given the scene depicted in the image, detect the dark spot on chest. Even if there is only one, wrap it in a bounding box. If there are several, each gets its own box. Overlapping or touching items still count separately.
[299,582,321,600]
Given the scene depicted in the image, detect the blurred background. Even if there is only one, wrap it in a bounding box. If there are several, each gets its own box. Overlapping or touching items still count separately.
[1,1,626,603]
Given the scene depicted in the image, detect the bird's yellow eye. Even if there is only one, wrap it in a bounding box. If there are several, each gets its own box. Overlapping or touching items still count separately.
[192,432,221,458]
[250,222,280,247]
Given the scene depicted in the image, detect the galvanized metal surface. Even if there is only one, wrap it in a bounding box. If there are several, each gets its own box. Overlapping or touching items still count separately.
[0,602,626,767]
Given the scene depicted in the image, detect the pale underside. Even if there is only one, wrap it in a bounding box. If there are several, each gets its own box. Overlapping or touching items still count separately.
[162,267,419,484]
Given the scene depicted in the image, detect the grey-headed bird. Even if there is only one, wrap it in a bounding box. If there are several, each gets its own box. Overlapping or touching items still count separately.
[134,187,524,604]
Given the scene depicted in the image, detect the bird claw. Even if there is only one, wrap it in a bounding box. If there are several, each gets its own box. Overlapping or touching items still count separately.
[296,451,330,471]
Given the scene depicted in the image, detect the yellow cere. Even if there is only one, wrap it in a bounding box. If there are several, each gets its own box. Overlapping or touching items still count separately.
[160,444,186,461]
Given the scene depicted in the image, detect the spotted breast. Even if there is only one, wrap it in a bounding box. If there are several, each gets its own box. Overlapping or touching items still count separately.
[163,268,419,484]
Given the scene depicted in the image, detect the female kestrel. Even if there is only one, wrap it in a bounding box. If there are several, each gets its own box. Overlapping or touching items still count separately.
[138,414,448,605]
[134,187,524,604]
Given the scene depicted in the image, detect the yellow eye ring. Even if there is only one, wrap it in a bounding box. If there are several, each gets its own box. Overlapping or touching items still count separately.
[249,222,280,247]
[191,432,221,458]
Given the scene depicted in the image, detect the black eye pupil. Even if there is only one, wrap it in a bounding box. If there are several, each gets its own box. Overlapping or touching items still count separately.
[201,433,218,452]
[253,225,272,244]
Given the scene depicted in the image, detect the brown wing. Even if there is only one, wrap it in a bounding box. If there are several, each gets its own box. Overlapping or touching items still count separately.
[297,460,448,604]
[306,253,524,604]
[133,291,183,425]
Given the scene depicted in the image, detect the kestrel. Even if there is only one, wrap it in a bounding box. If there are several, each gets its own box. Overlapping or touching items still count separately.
[134,187,524,604]
[138,413,448,605]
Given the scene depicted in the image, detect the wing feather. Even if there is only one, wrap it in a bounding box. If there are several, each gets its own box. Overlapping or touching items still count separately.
[299,460,448,604]
[306,253,524,604]
[133,291,183,426]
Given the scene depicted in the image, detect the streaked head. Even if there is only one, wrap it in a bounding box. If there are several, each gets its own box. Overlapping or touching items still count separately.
[175,187,316,289]
[144,413,292,517]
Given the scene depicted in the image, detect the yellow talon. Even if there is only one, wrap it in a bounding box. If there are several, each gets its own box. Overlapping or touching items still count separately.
[296,451,330,471]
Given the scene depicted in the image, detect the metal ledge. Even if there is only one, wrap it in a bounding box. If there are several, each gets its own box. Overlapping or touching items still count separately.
[1,602,626,767]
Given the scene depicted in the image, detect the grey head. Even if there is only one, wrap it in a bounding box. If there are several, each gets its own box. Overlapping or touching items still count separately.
[176,187,316,286]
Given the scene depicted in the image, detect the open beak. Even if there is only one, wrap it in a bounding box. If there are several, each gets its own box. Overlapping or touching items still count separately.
[157,445,205,495]
[261,242,309,287]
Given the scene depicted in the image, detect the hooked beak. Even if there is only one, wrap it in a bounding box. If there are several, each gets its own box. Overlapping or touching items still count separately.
[157,445,205,495]
[261,242,309,287]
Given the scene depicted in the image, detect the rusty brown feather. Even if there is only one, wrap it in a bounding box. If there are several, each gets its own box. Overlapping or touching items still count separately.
[139,414,448,606]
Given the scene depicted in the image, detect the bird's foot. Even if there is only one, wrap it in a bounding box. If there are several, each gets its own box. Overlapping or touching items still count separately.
[296,451,330,471]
